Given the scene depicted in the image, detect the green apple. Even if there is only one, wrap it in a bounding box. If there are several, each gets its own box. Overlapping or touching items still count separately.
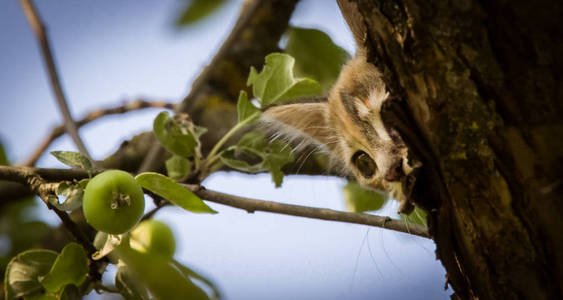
[130,220,176,258]
[83,170,145,234]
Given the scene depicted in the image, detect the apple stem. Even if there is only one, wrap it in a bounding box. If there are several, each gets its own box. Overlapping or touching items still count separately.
[111,191,131,209]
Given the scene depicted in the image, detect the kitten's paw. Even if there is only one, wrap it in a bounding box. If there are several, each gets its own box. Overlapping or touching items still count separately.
[398,198,415,215]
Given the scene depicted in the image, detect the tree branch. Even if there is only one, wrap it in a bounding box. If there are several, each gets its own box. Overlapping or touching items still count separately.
[182,184,430,239]
[22,99,175,167]
[19,0,92,161]
[0,166,430,239]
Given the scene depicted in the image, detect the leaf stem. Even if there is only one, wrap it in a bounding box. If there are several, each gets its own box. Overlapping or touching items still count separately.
[193,151,201,173]
[204,112,259,168]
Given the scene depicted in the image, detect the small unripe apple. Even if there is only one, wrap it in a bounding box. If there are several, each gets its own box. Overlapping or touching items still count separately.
[129,220,176,259]
[83,170,145,234]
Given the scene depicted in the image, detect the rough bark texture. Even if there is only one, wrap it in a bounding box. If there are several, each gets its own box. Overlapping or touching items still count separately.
[351,0,562,298]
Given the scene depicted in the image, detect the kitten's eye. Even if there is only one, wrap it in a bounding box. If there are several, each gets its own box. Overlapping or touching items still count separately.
[351,151,376,178]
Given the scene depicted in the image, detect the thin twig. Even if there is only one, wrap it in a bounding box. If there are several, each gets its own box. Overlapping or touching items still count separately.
[19,0,92,160]
[140,188,171,221]
[0,166,430,238]
[141,202,171,221]
[22,99,175,167]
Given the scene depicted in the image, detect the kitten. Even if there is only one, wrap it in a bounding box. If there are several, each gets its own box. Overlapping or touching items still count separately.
[261,0,420,214]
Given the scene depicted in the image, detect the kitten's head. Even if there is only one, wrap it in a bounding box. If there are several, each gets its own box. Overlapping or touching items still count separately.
[262,55,419,213]
[261,0,421,213]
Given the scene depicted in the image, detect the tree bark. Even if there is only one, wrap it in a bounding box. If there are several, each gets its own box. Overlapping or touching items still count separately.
[351,0,562,298]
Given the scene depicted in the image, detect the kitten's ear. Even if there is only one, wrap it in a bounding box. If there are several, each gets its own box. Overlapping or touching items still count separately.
[337,0,368,51]
[262,102,335,146]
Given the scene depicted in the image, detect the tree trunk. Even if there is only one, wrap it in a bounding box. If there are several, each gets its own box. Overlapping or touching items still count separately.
[352,0,562,298]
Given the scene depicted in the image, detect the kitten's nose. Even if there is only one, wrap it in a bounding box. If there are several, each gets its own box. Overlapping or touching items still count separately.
[384,159,404,181]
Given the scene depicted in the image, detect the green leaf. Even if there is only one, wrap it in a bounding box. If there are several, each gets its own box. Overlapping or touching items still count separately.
[220,149,263,173]
[176,0,227,27]
[400,206,428,226]
[40,243,88,293]
[115,247,210,300]
[172,260,221,300]
[285,27,350,92]
[343,181,387,213]
[50,151,93,174]
[219,131,294,187]
[166,155,192,180]
[237,130,267,151]
[115,266,150,300]
[153,111,198,158]
[4,249,57,299]
[51,179,88,211]
[261,139,294,187]
[135,172,216,213]
[237,90,260,124]
[248,53,322,107]
[193,125,208,138]
[219,131,268,174]
[24,285,79,300]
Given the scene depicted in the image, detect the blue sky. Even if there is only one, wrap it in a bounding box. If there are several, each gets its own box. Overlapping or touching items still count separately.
[0,1,450,299]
